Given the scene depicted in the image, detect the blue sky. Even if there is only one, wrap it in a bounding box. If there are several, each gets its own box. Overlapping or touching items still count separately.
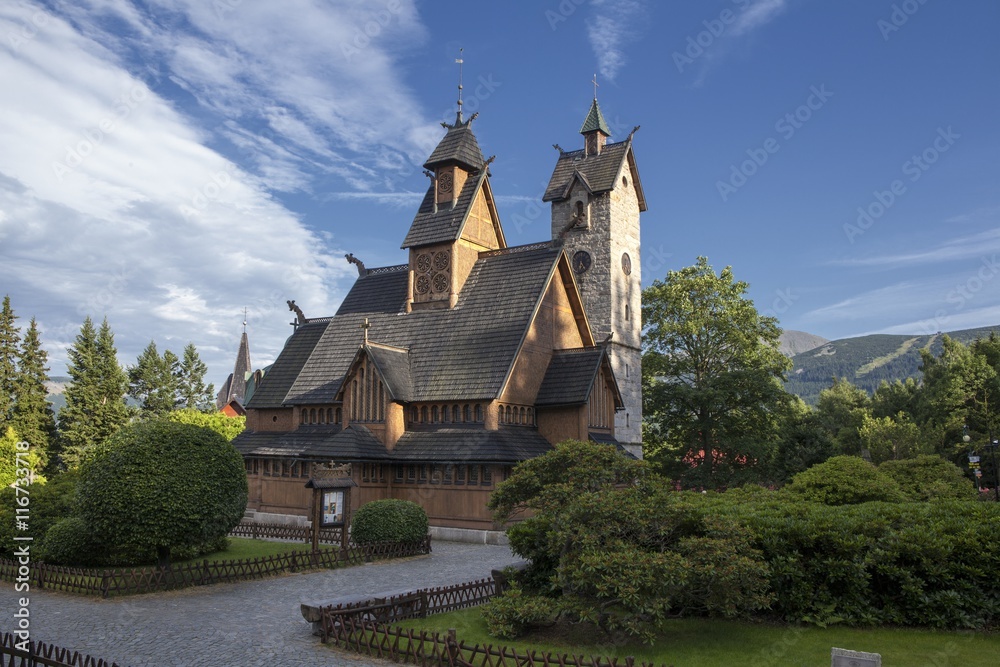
[0,0,998,387]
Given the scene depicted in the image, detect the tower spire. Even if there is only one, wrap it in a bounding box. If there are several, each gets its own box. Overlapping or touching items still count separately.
[455,48,464,124]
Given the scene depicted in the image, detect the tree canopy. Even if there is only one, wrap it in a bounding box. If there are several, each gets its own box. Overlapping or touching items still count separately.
[58,317,130,468]
[642,257,791,488]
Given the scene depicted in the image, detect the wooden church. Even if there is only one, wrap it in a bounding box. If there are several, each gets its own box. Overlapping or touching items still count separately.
[234,94,646,536]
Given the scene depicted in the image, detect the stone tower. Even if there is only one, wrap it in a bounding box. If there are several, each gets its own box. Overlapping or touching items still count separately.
[543,98,646,457]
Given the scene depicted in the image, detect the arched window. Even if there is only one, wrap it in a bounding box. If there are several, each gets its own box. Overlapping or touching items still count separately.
[452,404,460,423]
[309,408,317,424]
[421,406,428,423]
[432,405,439,423]
[463,404,471,422]
[625,302,630,321]
[474,404,483,422]
[377,382,384,422]
[335,407,342,424]
[575,200,585,220]
[527,407,534,425]
[505,406,511,423]
[300,410,306,425]
[351,381,358,420]
[411,406,418,423]
[441,405,450,423]
[519,407,526,424]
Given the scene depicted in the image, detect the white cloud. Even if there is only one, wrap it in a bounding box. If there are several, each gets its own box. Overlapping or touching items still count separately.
[832,227,1000,269]
[731,0,788,37]
[0,2,404,381]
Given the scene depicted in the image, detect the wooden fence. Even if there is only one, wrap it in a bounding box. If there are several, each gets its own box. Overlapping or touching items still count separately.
[0,632,122,667]
[229,519,343,544]
[0,537,430,598]
[320,578,669,667]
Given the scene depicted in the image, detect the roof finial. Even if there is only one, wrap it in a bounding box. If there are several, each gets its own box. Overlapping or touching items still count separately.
[455,48,465,123]
[592,73,599,101]
[361,317,370,345]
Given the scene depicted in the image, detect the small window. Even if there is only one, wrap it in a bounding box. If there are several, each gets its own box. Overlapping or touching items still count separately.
[300,411,306,425]
[444,464,454,484]
[474,404,483,423]
[519,407,526,425]
[421,406,428,423]
[407,465,416,483]
[395,465,404,483]
[455,465,465,485]
[411,406,418,423]
[441,405,450,423]
[622,175,629,187]
[482,466,493,486]
[625,303,630,321]
[468,465,479,484]
[452,404,461,423]
[432,405,439,423]
[335,407,342,423]
[463,404,471,422]
[431,465,443,485]
[418,465,428,483]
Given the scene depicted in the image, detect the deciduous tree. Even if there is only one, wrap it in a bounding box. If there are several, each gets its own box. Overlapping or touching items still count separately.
[642,257,791,488]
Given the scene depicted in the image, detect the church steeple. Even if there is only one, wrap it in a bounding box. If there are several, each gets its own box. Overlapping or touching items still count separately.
[580,79,611,156]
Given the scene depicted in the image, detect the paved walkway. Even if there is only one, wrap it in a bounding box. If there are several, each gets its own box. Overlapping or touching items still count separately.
[1,541,516,666]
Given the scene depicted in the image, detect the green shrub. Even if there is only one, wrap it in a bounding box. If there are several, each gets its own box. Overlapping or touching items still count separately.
[709,495,1000,629]
[783,455,905,505]
[77,419,247,566]
[40,517,106,566]
[481,583,558,639]
[0,470,80,559]
[350,499,428,545]
[879,455,977,501]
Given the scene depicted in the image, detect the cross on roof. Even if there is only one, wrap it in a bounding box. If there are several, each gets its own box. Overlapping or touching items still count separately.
[361,317,370,345]
[592,73,598,100]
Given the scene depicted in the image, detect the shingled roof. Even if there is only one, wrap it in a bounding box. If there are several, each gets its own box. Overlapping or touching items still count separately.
[401,169,493,249]
[392,428,554,463]
[246,321,327,409]
[423,116,485,171]
[249,243,572,408]
[232,425,389,460]
[535,346,622,407]
[542,138,647,212]
[580,98,611,135]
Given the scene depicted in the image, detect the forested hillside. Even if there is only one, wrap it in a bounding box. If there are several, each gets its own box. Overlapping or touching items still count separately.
[786,325,1000,404]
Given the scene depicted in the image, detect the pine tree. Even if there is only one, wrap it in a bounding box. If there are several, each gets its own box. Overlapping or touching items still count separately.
[128,340,179,416]
[58,317,129,467]
[178,343,214,411]
[0,295,20,425]
[10,318,56,467]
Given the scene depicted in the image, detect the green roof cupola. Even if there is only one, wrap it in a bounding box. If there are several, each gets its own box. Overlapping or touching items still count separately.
[580,97,610,156]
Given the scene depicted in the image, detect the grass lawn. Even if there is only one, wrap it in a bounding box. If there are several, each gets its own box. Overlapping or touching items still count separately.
[397,609,999,666]
[172,537,337,565]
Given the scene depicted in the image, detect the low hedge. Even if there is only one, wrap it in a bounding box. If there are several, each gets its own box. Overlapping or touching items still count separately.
[702,494,1000,629]
[351,499,428,545]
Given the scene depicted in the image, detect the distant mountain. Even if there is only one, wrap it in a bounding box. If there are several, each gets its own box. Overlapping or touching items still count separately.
[45,376,71,415]
[779,330,829,357]
[786,325,1000,405]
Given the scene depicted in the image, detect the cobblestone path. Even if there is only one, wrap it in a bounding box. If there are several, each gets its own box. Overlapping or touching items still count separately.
[1,541,515,666]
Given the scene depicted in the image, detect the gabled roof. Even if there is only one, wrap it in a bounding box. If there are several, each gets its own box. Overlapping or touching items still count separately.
[535,346,623,407]
[338,343,412,402]
[542,138,647,212]
[250,243,570,408]
[423,115,485,171]
[401,168,500,249]
[392,428,554,463]
[246,321,327,409]
[580,98,611,136]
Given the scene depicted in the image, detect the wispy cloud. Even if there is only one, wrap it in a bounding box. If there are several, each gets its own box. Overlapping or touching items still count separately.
[690,0,791,86]
[587,0,647,83]
[731,0,788,37]
[831,227,1000,269]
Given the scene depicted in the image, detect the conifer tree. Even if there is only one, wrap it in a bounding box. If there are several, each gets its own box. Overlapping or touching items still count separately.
[128,341,179,416]
[10,318,56,466]
[58,317,129,467]
[0,295,20,425]
[177,343,214,411]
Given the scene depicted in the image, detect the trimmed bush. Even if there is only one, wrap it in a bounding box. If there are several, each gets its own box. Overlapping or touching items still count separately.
[350,499,428,545]
[782,455,905,505]
[40,517,105,566]
[879,455,977,501]
[482,583,558,639]
[77,419,247,565]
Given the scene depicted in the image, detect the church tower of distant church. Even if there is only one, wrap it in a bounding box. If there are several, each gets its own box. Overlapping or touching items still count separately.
[544,92,647,457]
